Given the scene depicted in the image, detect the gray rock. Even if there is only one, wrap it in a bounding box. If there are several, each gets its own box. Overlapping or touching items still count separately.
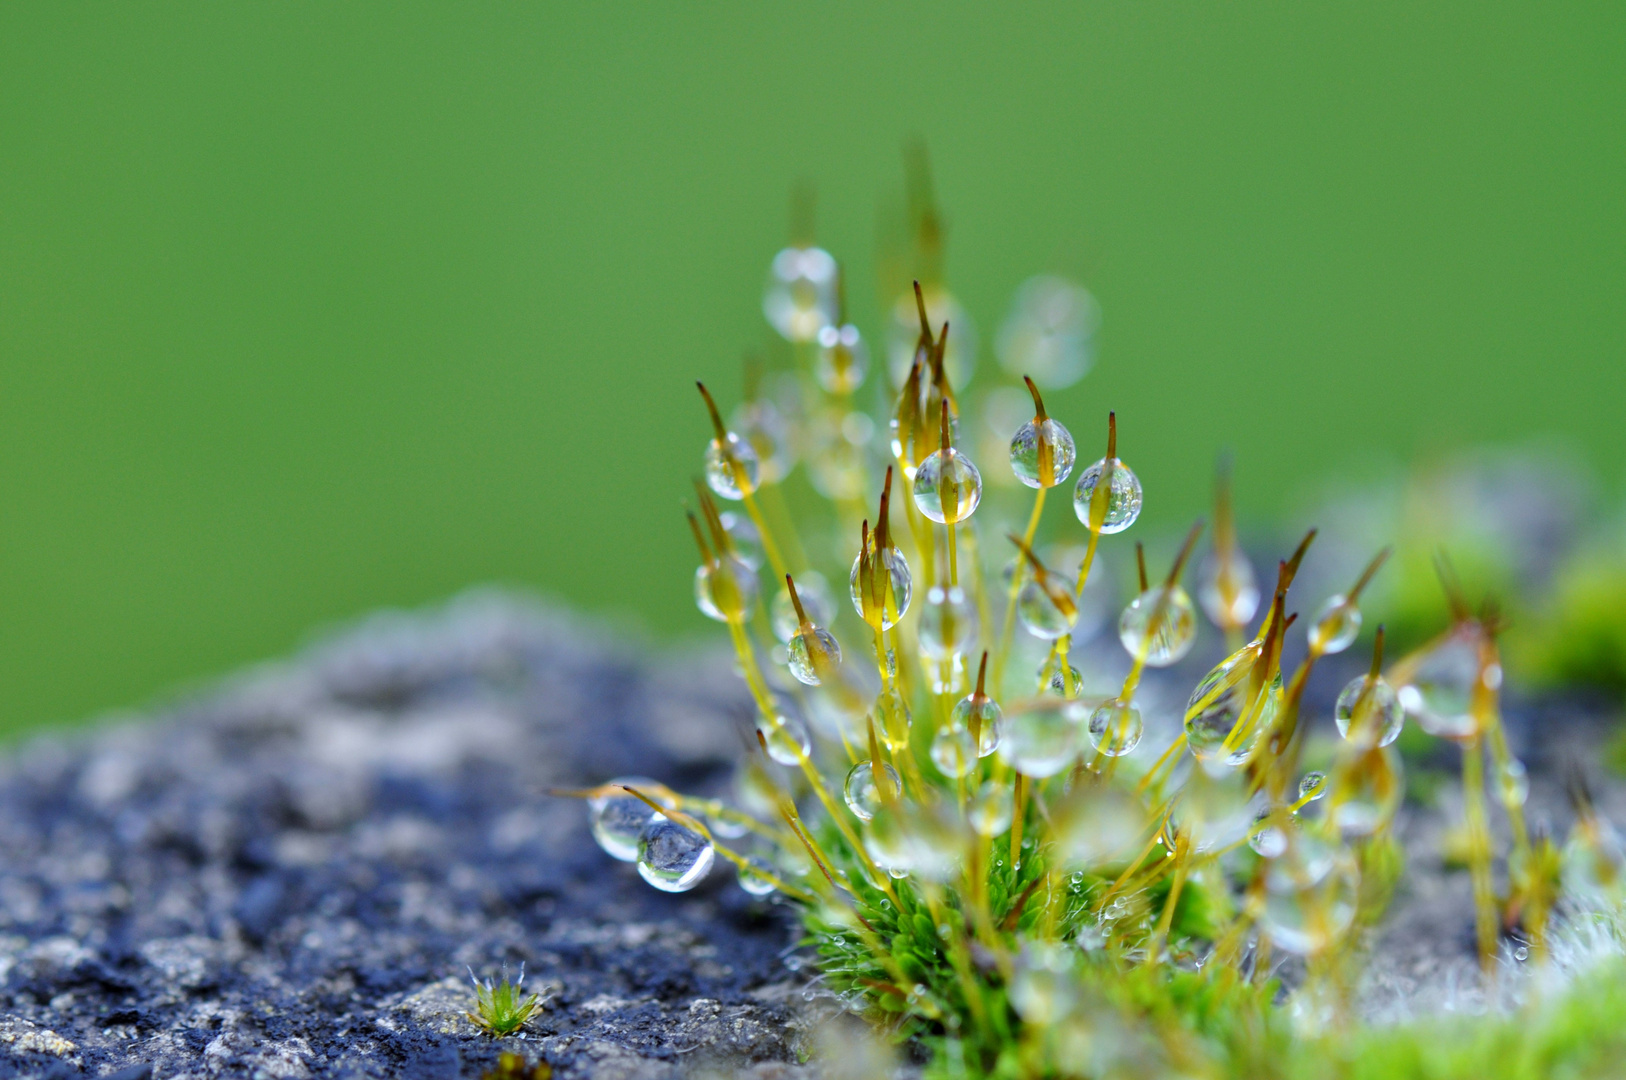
[0,593,805,1079]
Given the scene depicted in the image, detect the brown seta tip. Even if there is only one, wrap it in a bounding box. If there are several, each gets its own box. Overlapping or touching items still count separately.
[939,401,952,453]
[876,467,894,550]
[696,381,728,440]
[1164,520,1205,587]
[1135,542,1149,592]
[1433,549,1472,622]
[1369,625,1386,680]
[913,280,933,342]
[976,650,989,698]
[685,510,713,563]
[785,574,809,626]
[1023,376,1048,422]
[1106,411,1118,461]
[1349,546,1392,603]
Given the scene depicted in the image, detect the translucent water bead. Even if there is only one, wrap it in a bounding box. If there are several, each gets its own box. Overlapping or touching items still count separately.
[912,446,983,524]
[1001,698,1085,778]
[737,857,779,897]
[1087,699,1144,757]
[717,511,762,571]
[1018,578,1077,640]
[589,777,667,862]
[918,585,978,660]
[815,322,868,395]
[1308,594,1361,655]
[930,724,980,779]
[694,555,759,624]
[849,546,913,629]
[756,714,811,766]
[704,431,761,501]
[1299,772,1328,802]
[996,276,1100,390]
[1329,746,1403,839]
[771,572,832,643]
[1500,758,1529,806]
[731,400,795,485]
[875,686,913,753]
[1185,644,1281,766]
[1118,585,1197,667]
[1249,807,1291,858]
[950,693,1003,758]
[1196,549,1261,630]
[1398,630,1483,738]
[843,759,901,822]
[1334,674,1404,747]
[1042,662,1084,698]
[1259,836,1357,956]
[763,246,837,342]
[1072,458,1142,534]
[637,814,716,893]
[1170,759,1257,853]
[788,626,842,686]
[968,780,1014,836]
[1010,418,1076,490]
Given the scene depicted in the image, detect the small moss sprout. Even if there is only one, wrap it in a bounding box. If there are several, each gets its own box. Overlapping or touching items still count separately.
[466,964,544,1038]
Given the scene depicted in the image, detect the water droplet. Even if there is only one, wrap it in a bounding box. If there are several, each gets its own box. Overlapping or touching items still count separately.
[1170,762,1258,853]
[815,322,869,394]
[1009,943,1078,1024]
[1087,699,1144,757]
[787,626,842,686]
[694,555,759,624]
[1500,758,1529,806]
[589,777,666,862]
[718,511,762,571]
[1197,549,1261,630]
[1513,945,1530,962]
[763,246,837,342]
[1000,698,1085,778]
[771,572,832,643]
[1072,457,1142,534]
[950,693,1003,758]
[702,799,750,840]
[912,448,983,524]
[737,856,779,897]
[1329,745,1403,839]
[1009,418,1077,490]
[1118,586,1197,667]
[1299,771,1329,802]
[1017,579,1078,640]
[930,723,980,779]
[637,814,716,892]
[731,399,795,485]
[918,584,978,660]
[1398,628,1482,739]
[756,714,811,766]
[1258,835,1357,955]
[849,546,913,629]
[1308,594,1362,655]
[1248,806,1290,858]
[1335,674,1404,747]
[704,432,760,501]
[1184,644,1280,766]
[1040,661,1084,697]
[843,759,901,822]
[969,780,1015,837]
[875,686,913,752]
[995,276,1099,389]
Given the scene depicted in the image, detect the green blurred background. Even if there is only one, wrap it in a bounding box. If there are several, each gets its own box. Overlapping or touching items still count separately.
[1,3,1622,733]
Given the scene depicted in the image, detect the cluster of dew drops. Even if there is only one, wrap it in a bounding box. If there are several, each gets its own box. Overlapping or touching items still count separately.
[580,231,1615,956]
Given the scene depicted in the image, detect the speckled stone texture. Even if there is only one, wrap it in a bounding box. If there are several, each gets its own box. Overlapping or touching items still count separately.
[0,594,815,1079]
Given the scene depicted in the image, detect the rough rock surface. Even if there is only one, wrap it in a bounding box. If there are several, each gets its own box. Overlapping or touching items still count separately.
[0,594,813,1079]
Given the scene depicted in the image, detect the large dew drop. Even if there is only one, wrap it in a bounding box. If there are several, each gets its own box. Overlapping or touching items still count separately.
[704,433,761,501]
[815,322,868,395]
[950,693,1003,758]
[918,585,978,661]
[849,547,913,629]
[1334,674,1404,747]
[1197,549,1261,630]
[1398,630,1482,738]
[1184,644,1280,767]
[912,448,983,524]
[1001,699,1084,778]
[1118,586,1197,667]
[771,572,832,642]
[637,814,716,892]
[694,555,759,624]
[763,246,837,342]
[1017,579,1077,640]
[930,724,980,779]
[844,760,901,822]
[1308,594,1362,655]
[1009,418,1077,490]
[589,777,666,862]
[1329,745,1403,839]
[732,400,794,485]
[1071,458,1142,534]
[1087,699,1144,758]
[755,714,811,766]
[968,780,1015,836]
[787,626,842,686]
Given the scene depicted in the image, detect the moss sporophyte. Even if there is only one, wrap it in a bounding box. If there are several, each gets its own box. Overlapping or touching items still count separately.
[554,170,1625,1077]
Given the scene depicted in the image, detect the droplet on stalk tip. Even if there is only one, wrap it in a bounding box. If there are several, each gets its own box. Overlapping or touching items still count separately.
[737,856,779,897]
[1011,536,1079,641]
[771,572,832,643]
[1071,416,1141,533]
[1118,586,1197,667]
[1299,771,1328,802]
[589,777,668,862]
[1000,698,1085,778]
[1087,699,1144,757]
[1198,549,1260,631]
[1335,674,1404,748]
[844,759,901,822]
[951,654,1003,759]
[698,383,762,500]
[913,407,983,524]
[637,814,716,892]
[1398,627,1484,739]
[1184,641,1282,767]
[782,574,843,685]
[918,584,978,660]
[755,713,811,766]
[763,245,837,342]
[1009,377,1076,489]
